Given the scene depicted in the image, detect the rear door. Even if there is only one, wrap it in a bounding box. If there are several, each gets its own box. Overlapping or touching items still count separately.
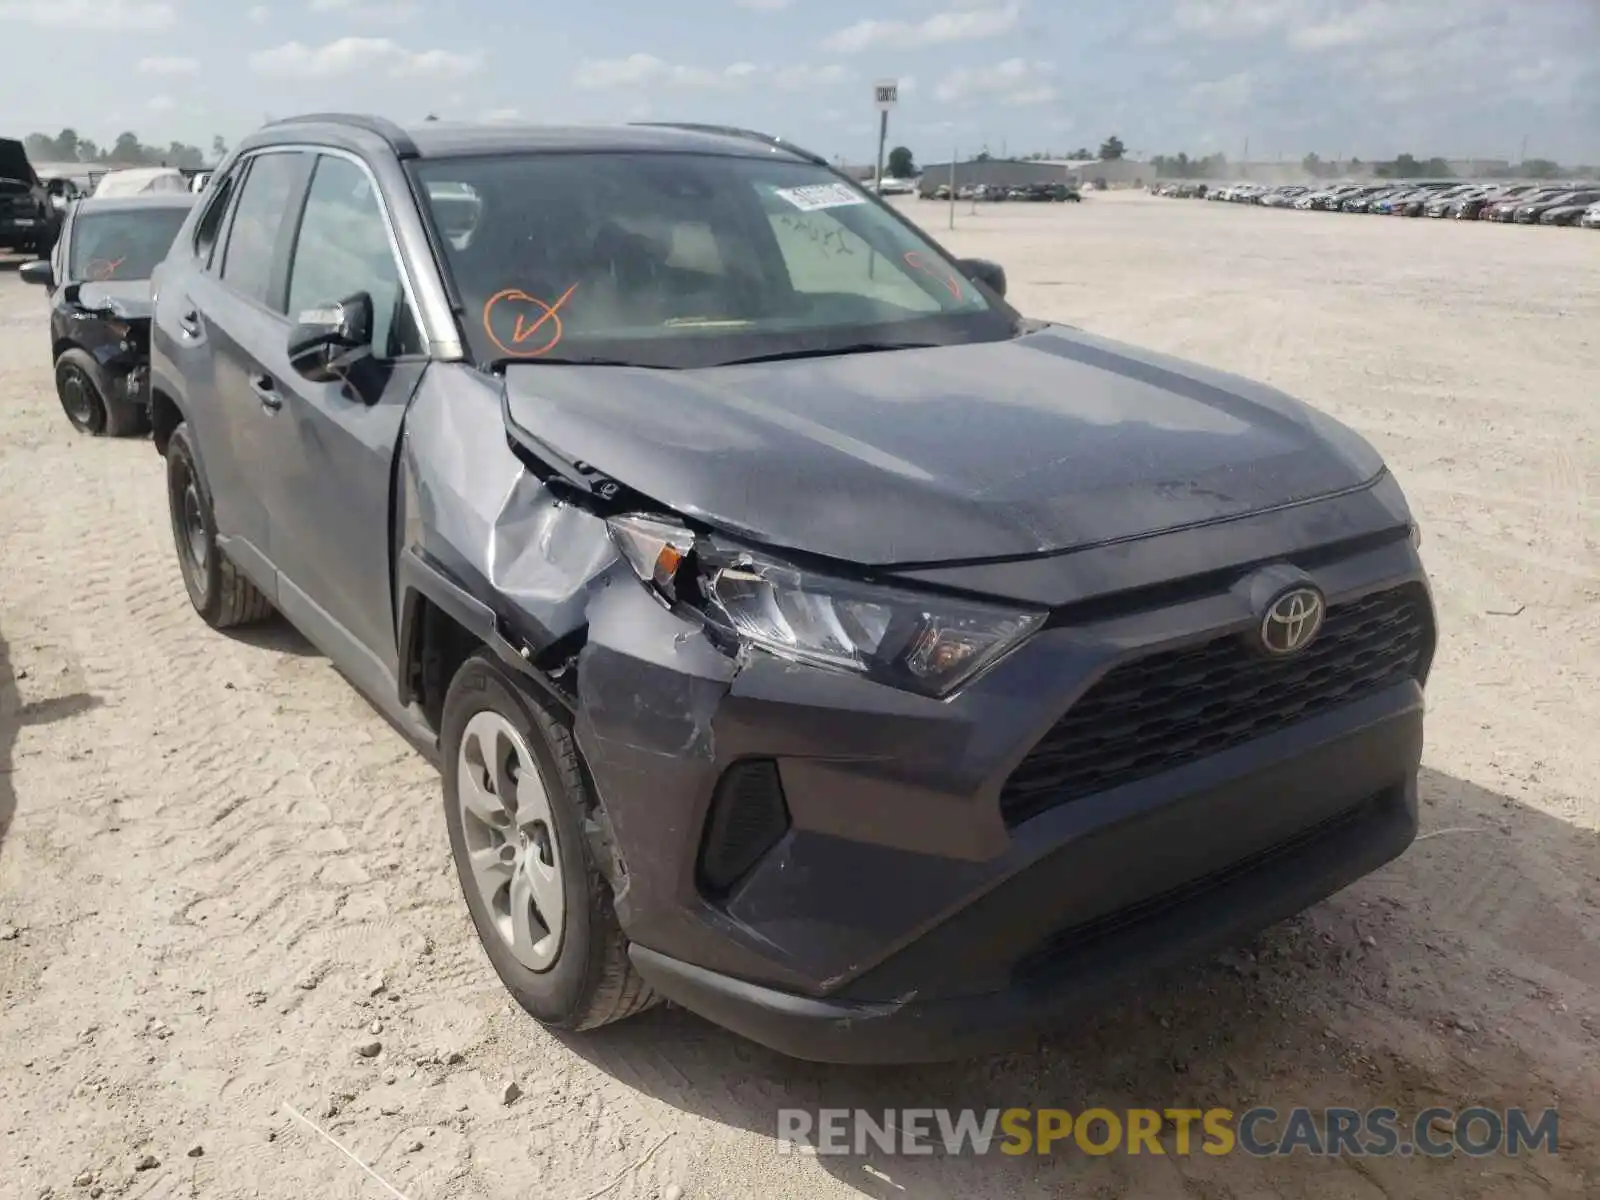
[166,150,312,588]
[253,150,429,697]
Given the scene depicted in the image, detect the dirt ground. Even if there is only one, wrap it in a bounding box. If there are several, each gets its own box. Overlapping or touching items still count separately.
[2,191,1598,1200]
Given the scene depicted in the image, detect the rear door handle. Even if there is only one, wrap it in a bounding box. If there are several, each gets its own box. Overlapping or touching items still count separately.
[250,373,282,410]
[178,308,201,337]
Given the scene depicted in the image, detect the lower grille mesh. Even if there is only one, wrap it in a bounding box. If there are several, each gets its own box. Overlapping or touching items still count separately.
[1000,585,1431,826]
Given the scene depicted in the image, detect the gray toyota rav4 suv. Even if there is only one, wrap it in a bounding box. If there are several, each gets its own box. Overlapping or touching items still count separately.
[147,114,1434,1063]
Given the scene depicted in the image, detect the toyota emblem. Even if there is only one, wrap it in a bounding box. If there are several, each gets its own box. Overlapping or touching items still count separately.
[1260,587,1325,656]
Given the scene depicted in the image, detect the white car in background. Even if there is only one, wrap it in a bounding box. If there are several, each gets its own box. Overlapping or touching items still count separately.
[92,167,189,198]
[1581,201,1600,229]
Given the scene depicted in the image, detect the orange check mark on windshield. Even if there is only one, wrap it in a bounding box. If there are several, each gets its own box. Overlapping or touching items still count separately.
[511,282,579,344]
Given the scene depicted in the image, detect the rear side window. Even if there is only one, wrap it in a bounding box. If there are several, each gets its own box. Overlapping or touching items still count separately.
[192,167,238,267]
[220,151,307,309]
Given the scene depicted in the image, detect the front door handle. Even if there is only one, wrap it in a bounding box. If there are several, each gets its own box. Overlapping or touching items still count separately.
[250,373,282,410]
[178,309,201,337]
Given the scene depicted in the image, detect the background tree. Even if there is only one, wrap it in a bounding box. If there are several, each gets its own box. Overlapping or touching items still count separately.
[23,128,209,168]
[1066,146,1091,160]
[886,145,916,178]
[1520,158,1561,179]
[1302,152,1325,178]
[212,135,228,160]
[1098,135,1126,161]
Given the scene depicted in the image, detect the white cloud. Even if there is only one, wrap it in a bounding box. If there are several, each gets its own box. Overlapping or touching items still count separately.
[936,58,1055,107]
[479,107,519,122]
[735,0,791,8]
[824,3,1021,54]
[1169,0,1302,40]
[249,37,480,79]
[0,0,174,29]
[573,55,850,92]
[146,95,175,112]
[247,4,269,19]
[136,55,198,75]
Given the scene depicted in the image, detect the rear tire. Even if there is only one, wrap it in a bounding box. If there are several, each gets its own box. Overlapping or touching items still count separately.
[442,651,656,1031]
[165,421,273,629]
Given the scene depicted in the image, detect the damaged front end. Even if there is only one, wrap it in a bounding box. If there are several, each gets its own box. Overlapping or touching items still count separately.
[69,283,156,409]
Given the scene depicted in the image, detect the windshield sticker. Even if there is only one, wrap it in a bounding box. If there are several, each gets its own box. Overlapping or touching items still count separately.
[482,283,579,358]
[772,183,867,213]
[902,251,963,301]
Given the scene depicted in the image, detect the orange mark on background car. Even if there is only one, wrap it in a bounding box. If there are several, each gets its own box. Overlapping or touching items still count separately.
[482,283,579,358]
[902,251,962,301]
[86,257,125,282]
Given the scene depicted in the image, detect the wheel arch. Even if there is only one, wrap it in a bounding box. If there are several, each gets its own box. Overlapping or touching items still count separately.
[148,386,184,456]
[395,547,579,739]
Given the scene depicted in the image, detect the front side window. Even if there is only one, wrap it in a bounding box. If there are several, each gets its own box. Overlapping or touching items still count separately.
[67,207,190,282]
[286,154,420,358]
[220,151,308,308]
[410,151,1015,369]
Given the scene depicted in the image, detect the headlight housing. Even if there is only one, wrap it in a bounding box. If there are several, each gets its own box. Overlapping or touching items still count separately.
[606,513,1043,698]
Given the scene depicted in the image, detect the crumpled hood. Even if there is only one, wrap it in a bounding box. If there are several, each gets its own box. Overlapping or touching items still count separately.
[0,137,38,187]
[75,281,153,322]
[501,324,1385,566]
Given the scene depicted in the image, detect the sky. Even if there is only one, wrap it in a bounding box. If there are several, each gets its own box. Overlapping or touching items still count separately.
[2,0,1597,166]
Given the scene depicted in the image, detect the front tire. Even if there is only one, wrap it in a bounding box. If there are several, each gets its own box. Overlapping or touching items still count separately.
[165,422,273,629]
[442,651,656,1031]
[54,349,147,437]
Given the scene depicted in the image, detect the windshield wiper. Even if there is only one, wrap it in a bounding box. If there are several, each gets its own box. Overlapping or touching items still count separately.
[714,341,943,367]
[490,356,673,370]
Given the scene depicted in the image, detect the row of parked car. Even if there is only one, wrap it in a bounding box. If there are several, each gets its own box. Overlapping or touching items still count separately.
[1155,178,1600,226]
[929,181,1082,203]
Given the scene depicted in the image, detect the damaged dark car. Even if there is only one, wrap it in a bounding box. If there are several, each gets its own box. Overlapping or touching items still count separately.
[2,136,60,255]
[148,115,1435,1064]
[21,193,195,435]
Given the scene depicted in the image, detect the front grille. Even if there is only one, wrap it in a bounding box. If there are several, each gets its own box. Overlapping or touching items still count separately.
[1000,585,1431,826]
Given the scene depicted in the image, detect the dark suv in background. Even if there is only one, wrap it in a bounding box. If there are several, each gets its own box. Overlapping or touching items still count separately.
[147,114,1435,1063]
[1,137,59,255]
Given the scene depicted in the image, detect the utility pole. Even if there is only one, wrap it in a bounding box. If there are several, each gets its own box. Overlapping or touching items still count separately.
[1242,135,1250,178]
[949,146,957,230]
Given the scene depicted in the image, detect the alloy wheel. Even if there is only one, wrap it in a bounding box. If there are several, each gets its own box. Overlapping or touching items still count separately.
[455,710,566,971]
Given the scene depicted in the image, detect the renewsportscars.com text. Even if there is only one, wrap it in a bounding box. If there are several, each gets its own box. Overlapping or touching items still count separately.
[777,1106,1559,1158]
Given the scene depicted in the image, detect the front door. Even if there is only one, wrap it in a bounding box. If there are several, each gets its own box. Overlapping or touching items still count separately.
[255,151,428,699]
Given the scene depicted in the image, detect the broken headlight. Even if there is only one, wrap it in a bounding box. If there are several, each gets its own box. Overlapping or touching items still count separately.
[606,514,1043,698]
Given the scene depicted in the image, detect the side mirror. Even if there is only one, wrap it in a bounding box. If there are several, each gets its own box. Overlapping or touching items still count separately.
[19,260,53,288]
[958,257,1007,298]
[288,292,375,382]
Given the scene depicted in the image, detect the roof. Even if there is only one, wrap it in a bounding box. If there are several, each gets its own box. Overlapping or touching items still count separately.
[251,114,823,165]
[93,166,189,197]
[75,193,198,214]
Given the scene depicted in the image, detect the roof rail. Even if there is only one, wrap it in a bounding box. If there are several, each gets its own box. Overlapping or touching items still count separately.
[266,112,419,158]
[630,122,827,166]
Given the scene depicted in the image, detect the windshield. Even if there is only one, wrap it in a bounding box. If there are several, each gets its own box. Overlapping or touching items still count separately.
[410,152,1015,368]
[68,207,189,282]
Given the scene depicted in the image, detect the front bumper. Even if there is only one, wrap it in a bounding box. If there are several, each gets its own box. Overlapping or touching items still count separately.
[572,486,1432,1062]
